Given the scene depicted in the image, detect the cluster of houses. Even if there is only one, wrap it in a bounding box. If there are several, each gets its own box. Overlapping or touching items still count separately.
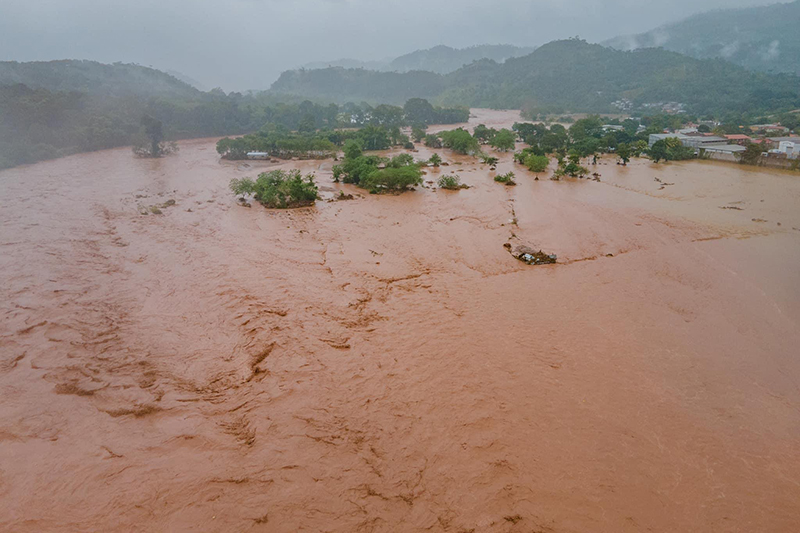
[648,123,797,162]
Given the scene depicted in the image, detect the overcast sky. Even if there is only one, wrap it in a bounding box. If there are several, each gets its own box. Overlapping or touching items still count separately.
[0,0,783,91]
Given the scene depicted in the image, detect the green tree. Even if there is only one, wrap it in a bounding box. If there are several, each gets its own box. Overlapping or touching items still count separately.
[617,143,632,165]
[490,129,516,151]
[428,153,442,167]
[404,98,436,125]
[424,134,443,148]
[648,140,668,163]
[738,143,764,166]
[440,128,480,155]
[361,166,423,193]
[473,124,497,143]
[230,169,318,209]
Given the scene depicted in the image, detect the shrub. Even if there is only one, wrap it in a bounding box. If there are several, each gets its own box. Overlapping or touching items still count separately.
[428,153,442,167]
[480,154,500,166]
[230,169,318,208]
[438,174,467,190]
[494,172,517,186]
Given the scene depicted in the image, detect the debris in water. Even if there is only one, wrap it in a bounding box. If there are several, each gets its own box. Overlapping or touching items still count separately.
[510,245,557,265]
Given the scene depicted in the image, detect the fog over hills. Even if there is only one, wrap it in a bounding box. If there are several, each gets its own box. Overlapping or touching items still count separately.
[270,39,800,115]
[302,45,536,75]
[0,0,778,91]
[603,0,800,75]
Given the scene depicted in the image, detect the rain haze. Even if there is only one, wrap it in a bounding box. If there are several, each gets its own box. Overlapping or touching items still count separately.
[0,0,782,90]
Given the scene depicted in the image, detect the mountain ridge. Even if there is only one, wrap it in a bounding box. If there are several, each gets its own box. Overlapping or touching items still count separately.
[602,0,800,75]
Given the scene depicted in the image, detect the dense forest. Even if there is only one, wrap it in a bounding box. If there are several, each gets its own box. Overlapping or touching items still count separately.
[271,39,800,116]
[0,61,467,170]
[603,0,800,76]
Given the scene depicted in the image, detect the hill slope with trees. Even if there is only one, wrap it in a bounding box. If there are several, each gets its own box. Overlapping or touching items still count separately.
[301,44,535,75]
[271,39,800,115]
[0,60,202,99]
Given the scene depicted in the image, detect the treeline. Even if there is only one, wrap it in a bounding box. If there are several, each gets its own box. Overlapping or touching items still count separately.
[215,99,469,160]
[217,124,407,160]
[0,67,467,170]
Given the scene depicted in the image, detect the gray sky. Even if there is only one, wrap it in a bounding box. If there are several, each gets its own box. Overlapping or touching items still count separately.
[0,0,783,91]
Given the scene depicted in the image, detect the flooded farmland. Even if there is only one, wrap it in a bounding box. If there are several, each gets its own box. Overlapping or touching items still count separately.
[2,109,800,532]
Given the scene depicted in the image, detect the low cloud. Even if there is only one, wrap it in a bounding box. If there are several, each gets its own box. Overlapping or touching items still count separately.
[0,0,780,91]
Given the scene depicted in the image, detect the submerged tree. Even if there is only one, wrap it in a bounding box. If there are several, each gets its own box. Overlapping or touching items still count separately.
[490,129,517,152]
[133,114,177,158]
[616,143,632,165]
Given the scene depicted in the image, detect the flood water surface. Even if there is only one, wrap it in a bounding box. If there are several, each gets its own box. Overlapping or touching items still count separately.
[2,110,800,532]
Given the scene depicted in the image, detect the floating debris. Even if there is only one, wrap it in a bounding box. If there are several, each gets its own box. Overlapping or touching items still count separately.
[508,244,557,265]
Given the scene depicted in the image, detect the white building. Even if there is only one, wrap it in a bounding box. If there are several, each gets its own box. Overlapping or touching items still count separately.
[777,141,797,159]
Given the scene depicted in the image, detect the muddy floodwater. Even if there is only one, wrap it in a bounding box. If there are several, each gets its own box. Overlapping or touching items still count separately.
[2,109,800,532]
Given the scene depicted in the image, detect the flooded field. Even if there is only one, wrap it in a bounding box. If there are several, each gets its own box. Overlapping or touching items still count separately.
[2,109,800,532]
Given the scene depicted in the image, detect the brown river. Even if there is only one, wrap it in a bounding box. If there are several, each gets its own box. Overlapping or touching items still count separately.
[2,109,800,532]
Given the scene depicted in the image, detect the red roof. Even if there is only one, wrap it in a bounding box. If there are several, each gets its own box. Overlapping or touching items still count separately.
[725,134,751,140]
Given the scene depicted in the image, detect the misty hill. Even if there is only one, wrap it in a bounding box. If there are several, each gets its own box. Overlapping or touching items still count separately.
[272,68,448,103]
[389,44,536,74]
[301,44,535,75]
[603,1,800,75]
[271,39,800,115]
[0,60,201,99]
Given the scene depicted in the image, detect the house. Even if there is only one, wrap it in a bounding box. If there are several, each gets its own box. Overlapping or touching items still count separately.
[724,134,752,145]
[750,124,790,134]
[777,141,798,159]
[648,133,688,147]
[680,136,729,149]
[602,124,624,132]
[702,144,747,161]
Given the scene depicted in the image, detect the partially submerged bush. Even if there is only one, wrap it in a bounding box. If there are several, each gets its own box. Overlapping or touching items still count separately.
[428,153,442,167]
[438,174,468,190]
[524,154,549,173]
[480,154,500,166]
[230,169,318,208]
[494,172,517,186]
[424,134,443,148]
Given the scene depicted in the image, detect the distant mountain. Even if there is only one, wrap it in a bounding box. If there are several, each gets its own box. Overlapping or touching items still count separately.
[0,60,201,99]
[603,0,800,75]
[270,39,800,115]
[271,68,448,103]
[301,58,390,71]
[388,44,536,74]
[299,44,535,75]
[166,69,207,92]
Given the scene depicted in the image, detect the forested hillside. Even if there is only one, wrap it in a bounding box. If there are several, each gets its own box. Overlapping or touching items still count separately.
[301,44,535,75]
[0,60,201,98]
[0,60,467,170]
[388,44,536,74]
[272,40,800,116]
[603,0,800,75]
